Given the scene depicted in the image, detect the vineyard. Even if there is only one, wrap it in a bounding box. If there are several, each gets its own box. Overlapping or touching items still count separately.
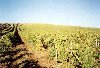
[0,23,100,68]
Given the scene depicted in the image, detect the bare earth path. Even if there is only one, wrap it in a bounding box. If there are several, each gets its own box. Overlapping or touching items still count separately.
[13,43,56,68]
[0,43,41,68]
[0,43,56,68]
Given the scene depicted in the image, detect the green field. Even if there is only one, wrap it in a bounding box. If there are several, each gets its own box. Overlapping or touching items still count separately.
[0,23,100,68]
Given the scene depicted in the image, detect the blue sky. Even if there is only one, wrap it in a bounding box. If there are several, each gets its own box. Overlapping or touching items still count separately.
[0,0,100,27]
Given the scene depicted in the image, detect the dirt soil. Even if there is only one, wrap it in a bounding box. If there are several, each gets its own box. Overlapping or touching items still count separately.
[0,43,56,68]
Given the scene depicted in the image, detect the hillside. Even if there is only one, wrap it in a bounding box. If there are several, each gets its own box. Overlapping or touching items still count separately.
[0,23,100,68]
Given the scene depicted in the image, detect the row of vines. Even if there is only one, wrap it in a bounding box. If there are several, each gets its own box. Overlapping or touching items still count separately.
[19,24,100,68]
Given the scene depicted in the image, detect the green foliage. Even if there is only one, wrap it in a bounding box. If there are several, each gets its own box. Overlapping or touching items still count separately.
[19,24,100,68]
[0,23,15,53]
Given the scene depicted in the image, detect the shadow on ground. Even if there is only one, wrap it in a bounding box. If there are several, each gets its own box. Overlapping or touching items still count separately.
[0,24,42,68]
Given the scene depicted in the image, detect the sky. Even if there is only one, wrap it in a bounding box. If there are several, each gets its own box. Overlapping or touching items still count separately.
[0,0,100,28]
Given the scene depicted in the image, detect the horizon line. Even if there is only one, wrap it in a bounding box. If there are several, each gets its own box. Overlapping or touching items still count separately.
[0,22,100,28]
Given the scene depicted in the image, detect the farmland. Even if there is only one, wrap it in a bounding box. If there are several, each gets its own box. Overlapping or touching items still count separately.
[0,23,100,68]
